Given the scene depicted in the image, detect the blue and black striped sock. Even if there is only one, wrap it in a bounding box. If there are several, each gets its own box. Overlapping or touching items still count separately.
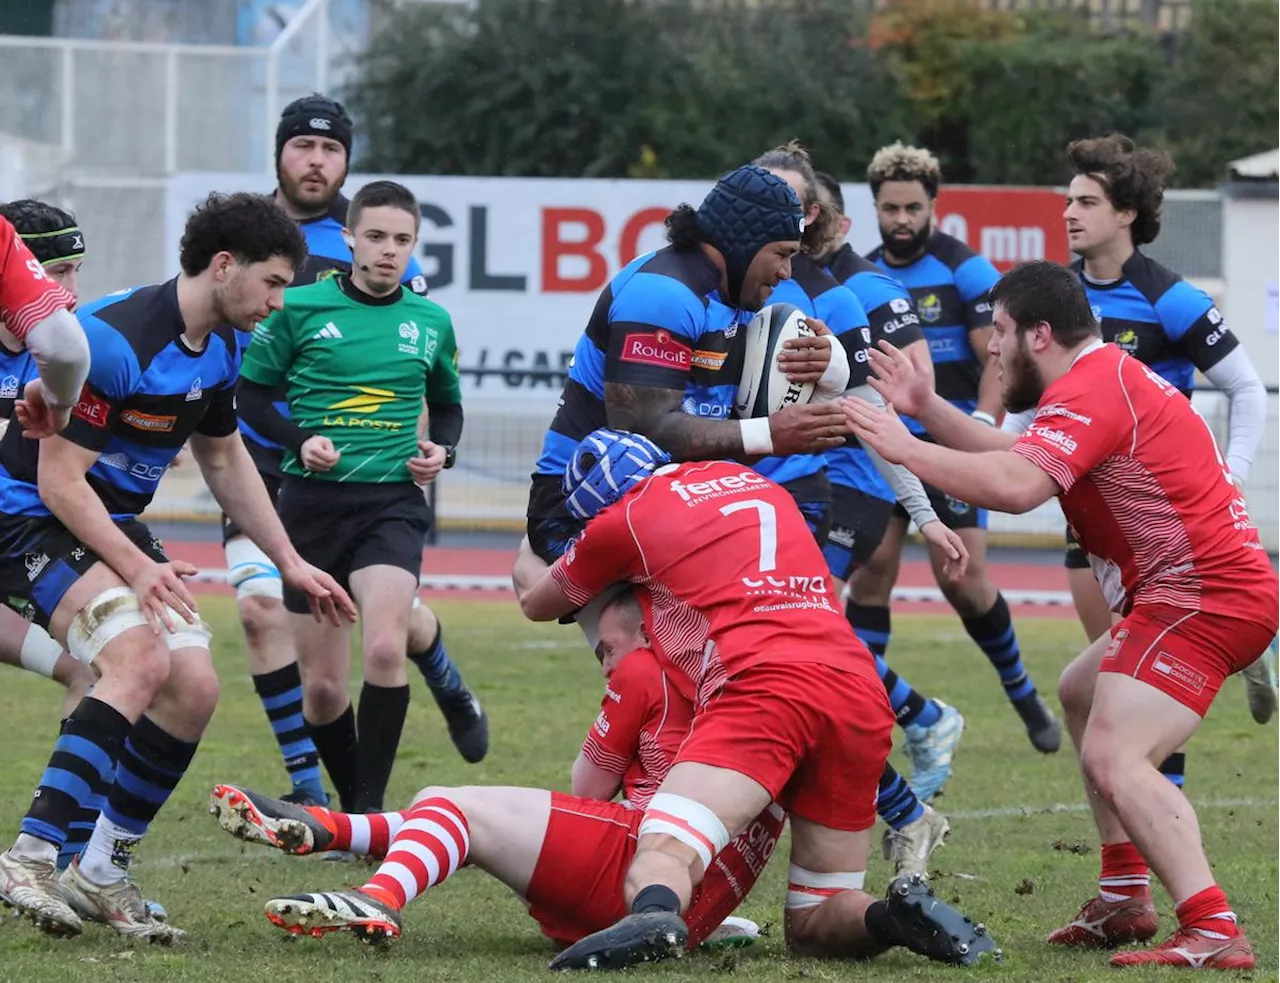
[408,625,463,698]
[253,663,326,802]
[20,697,130,858]
[848,602,942,729]
[877,765,924,831]
[962,594,1036,703]
[78,716,197,884]
[1159,752,1187,789]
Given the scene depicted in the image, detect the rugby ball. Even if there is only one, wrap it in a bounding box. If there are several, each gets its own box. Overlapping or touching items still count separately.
[734,303,817,419]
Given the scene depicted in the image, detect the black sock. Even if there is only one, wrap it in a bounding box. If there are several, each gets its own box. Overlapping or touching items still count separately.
[631,884,681,915]
[1159,751,1187,789]
[846,601,891,658]
[307,704,359,813]
[354,683,410,813]
[864,899,904,948]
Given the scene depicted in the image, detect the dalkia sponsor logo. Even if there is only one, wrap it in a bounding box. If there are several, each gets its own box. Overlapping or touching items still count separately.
[620,330,691,370]
[1027,423,1078,455]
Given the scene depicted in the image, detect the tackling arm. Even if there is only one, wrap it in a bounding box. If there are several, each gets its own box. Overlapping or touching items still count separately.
[1200,347,1267,485]
[24,308,90,410]
[900,440,1060,514]
[605,382,748,460]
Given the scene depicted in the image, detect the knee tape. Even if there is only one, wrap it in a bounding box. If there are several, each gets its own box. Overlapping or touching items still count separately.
[163,609,213,652]
[225,536,282,601]
[639,792,732,871]
[785,866,866,910]
[66,587,151,666]
[19,624,63,678]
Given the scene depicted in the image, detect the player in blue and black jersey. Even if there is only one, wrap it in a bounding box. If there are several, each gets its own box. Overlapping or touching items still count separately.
[229,96,485,809]
[0,200,97,714]
[523,164,848,579]
[0,193,355,943]
[859,143,1060,755]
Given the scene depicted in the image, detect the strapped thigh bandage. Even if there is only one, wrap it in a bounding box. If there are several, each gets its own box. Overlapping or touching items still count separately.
[785,865,867,910]
[225,536,282,601]
[639,792,732,871]
[66,587,151,666]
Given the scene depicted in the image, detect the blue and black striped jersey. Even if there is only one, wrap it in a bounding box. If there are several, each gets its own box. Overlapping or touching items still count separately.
[868,231,999,433]
[755,254,875,486]
[1072,250,1235,395]
[0,343,35,421]
[824,244,925,501]
[0,279,240,520]
[534,247,749,477]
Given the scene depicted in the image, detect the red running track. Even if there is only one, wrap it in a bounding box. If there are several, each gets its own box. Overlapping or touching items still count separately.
[169,541,1077,619]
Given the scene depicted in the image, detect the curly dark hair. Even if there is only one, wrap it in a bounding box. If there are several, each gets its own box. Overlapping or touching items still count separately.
[664,204,704,250]
[752,141,836,255]
[1067,135,1175,247]
[179,192,307,276]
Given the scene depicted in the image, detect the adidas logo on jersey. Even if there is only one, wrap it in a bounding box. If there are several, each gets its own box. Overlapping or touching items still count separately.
[313,322,343,340]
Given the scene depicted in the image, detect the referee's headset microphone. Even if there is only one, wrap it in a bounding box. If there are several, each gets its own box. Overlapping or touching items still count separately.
[342,232,371,273]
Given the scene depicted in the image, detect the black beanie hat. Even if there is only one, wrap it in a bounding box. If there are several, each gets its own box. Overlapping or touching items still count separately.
[275,94,353,168]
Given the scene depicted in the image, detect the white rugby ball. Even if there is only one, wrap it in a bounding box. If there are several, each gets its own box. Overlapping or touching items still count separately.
[735,303,817,419]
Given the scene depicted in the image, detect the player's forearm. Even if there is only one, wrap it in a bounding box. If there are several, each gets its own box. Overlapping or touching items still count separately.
[24,309,89,408]
[916,392,1018,453]
[606,389,745,461]
[196,440,299,570]
[1202,347,1267,484]
[900,442,1038,514]
[427,400,463,448]
[38,472,153,582]
[848,384,938,528]
[571,752,623,802]
[235,378,314,454]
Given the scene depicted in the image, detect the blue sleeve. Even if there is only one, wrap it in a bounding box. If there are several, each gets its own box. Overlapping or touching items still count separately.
[954,255,1001,330]
[1156,281,1237,371]
[402,254,429,296]
[61,315,140,451]
[851,271,924,349]
[602,272,703,391]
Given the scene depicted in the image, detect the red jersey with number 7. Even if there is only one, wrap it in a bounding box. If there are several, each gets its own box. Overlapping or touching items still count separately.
[550,461,877,704]
[0,216,76,342]
[1010,341,1278,630]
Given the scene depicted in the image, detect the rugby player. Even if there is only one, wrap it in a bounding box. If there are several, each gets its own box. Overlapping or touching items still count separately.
[231,97,485,809]
[845,260,1277,970]
[237,180,464,818]
[517,162,948,876]
[520,431,993,970]
[0,193,356,943]
[0,200,96,717]
[858,143,1060,754]
[811,171,965,799]
[1056,135,1272,725]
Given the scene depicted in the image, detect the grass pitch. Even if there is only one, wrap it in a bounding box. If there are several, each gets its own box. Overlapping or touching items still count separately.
[0,597,1274,982]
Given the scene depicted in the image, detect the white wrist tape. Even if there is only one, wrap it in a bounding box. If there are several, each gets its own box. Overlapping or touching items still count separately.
[971,410,997,427]
[814,336,851,400]
[740,418,774,456]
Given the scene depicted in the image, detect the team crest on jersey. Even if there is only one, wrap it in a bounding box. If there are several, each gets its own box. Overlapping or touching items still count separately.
[0,375,18,399]
[1112,328,1139,353]
[398,320,420,355]
[944,494,970,516]
[316,267,339,283]
[918,293,942,323]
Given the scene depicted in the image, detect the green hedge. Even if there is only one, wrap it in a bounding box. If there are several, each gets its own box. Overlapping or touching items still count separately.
[345,0,1277,187]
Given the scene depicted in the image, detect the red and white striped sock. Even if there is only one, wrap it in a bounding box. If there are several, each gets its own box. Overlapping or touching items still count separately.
[360,797,470,910]
[303,806,408,859]
[1176,885,1240,940]
[1098,841,1150,902]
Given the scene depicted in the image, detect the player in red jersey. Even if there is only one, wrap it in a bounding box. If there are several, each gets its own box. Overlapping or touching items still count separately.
[844,260,1277,971]
[519,431,994,970]
[0,215,89,439]
[207,588,778,951]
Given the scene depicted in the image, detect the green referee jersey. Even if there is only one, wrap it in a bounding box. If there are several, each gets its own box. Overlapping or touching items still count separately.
[240,275,462,483]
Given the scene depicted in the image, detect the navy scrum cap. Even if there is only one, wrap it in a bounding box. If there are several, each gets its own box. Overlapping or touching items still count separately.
[695,164,804,306]
[275,94,353,167]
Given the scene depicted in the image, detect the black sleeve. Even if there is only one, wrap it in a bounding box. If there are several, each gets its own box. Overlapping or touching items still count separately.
[427,400,463,448]
[235,377,315,453]
[195,386,240,438]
